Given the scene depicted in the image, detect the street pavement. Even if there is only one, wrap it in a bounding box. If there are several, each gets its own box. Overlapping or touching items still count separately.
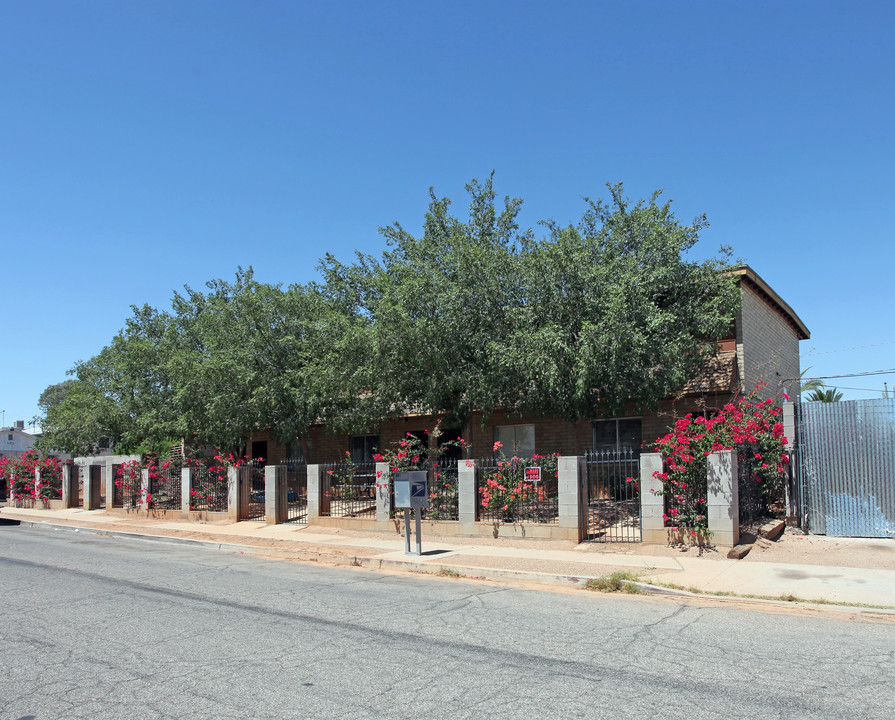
[5,524,894,720]
[2,505,894,612]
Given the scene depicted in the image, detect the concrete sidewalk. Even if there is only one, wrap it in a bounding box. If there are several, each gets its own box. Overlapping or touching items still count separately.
[3,505,894,612]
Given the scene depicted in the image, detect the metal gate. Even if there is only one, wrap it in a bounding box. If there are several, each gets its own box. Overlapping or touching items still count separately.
[282,461,308,524]
[239,464,266,521]
[796,399,895,537]
[584,450,641,542]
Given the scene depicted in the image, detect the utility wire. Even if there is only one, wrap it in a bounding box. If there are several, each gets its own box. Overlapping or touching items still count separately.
[801,339,895,357]
[800,368,895,380]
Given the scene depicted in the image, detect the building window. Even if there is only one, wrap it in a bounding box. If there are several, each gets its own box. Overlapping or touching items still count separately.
[350,435,380,464]
[592,418,642,453]
[494,424,535,458]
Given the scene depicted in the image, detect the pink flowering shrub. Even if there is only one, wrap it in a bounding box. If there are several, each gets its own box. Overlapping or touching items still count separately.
[479,442,559,523]
[0,450,62,505]
[373,419,466,520]
[652,384,789,534]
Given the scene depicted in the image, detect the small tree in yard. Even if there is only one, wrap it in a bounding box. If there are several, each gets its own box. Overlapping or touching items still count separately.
[651,384,789,539]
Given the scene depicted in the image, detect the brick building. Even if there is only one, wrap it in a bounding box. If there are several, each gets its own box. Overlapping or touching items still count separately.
[250,265,808,464]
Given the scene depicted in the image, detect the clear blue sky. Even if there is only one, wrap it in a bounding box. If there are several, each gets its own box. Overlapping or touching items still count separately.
[2,0,893,427]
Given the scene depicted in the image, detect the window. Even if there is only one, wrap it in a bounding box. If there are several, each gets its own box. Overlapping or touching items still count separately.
[437,428,463,461]
[592,418,642,453]
[494,424,535,458]
[350,435,379,464]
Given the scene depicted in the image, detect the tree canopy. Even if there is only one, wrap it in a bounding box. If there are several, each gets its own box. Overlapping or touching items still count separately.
[37,178,740,455]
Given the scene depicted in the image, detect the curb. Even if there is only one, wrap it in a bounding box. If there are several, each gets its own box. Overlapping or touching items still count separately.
[7,515,895,617]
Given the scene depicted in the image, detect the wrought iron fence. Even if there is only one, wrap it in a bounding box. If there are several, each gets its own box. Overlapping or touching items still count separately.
[585,449,641,542]
[240,462,266,521]
[39,469,63,501]
[476,456,559,524]
[320,461,377,517]
[280,460,308,523]
[149,462,182,510]
[423,458,460,521]
[737,452,768,525]
[112,463,142,509]
[190,461,228,512]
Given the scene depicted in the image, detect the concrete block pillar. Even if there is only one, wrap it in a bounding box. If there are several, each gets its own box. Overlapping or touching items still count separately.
[707,450,739,547]
[557,456,582,540]
[62,463,77,508]
[227,467,240,521]
[640,453,666,544]
[782,401,795,451]
[105,460,116,510]
[141,469,151,511]
[181,467,192,518]
[84,465,102,510]
[458,459,476,535]
[34,468,42,502]
[265,465,287,525]
[781,400,798,522]
[375,462,391,523]
[306,464,321,520]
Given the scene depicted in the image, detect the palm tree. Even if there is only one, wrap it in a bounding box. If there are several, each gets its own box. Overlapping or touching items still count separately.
[805,387,843,402]
[799,367,826,396]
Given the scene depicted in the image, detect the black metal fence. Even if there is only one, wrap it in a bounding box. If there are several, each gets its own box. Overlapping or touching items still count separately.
[280,460,308,524]
[149,462,182,510]
[737,452,768,525]
[113,463,142,509]
[240,463,266,521]
[320,461,377,517]
[584,449,641,542]
[190,462,228,512]
[476,456,559,524]
[423,458,460,521]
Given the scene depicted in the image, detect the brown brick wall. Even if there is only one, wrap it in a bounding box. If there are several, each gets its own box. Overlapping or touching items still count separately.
[738,283,802,400]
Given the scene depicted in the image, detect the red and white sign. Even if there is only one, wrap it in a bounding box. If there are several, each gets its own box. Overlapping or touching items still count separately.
[525,467,541,482]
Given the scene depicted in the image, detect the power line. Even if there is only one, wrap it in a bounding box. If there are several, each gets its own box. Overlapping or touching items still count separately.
[800,368,895,380]
[801,339,895,357]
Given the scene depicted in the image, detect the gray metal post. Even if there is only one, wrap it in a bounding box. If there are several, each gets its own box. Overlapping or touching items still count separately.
[181,467,191,518]
[306,464,321,520]
[404,509,411,554]
[458,459,476,535]
[414,509,422,555]
[375,462,391,523]
[707,450,739,547]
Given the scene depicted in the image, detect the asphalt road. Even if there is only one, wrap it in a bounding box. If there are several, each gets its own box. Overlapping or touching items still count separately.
[1,522,893,720]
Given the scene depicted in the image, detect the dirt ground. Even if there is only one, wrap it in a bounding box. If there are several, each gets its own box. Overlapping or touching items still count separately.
[573,526,895,571]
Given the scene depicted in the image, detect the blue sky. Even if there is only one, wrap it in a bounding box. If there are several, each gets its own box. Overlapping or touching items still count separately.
[2,0,893,428]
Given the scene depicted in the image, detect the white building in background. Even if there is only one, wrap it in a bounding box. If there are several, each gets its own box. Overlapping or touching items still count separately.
[1,421,37,459]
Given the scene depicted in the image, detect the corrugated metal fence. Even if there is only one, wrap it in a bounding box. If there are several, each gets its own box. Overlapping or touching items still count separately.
[796,399,895,537]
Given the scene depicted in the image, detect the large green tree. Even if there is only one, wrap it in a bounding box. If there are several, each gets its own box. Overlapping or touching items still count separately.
[502,184,740,420]
[319,175,529,428]
[37,177,741,454]
[323,178,739,427]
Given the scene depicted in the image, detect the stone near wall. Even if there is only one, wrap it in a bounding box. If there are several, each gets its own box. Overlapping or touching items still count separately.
[758,519,785,541]
[727,544,752,559]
